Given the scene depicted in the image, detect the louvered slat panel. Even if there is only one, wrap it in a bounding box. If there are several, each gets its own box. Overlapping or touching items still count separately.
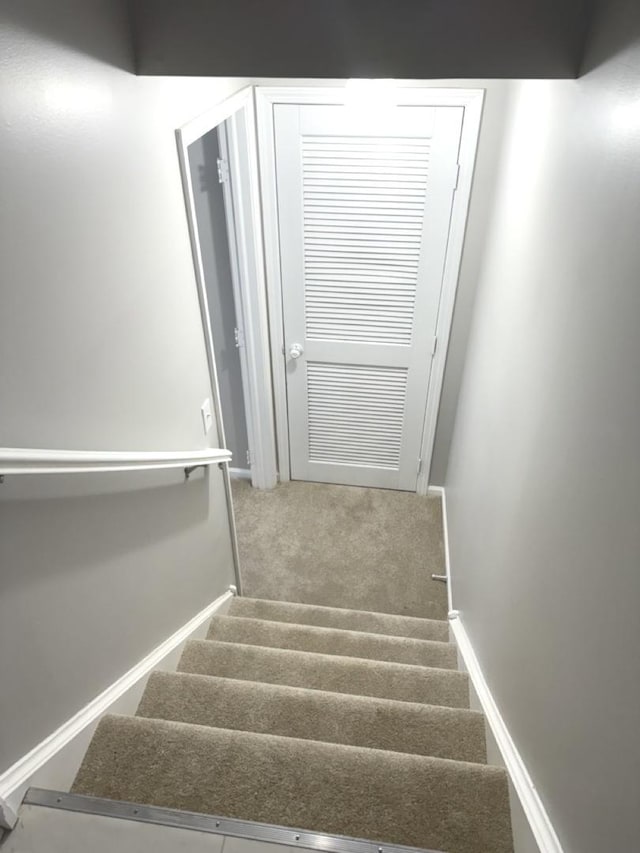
[307,363,408,469]
[302,136,429,347]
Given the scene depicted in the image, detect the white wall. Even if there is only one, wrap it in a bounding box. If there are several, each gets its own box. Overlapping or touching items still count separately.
[445,1,640,850]
[0,0,247,773]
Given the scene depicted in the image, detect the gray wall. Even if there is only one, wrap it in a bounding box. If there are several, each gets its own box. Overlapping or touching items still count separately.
[129,0,591,80]
[445,1,640,849]
[0,0,246,772]
[188,131,250,468]
[427,80,512,486]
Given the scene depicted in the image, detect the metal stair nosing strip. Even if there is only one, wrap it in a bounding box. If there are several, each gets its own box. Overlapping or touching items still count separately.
[23,788,445,853]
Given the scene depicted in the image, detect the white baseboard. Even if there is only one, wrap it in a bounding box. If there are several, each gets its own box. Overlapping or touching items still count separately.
[450,615,562,852]
[229,467,252,480]
[441,486,561,853]
[0,586,237,829]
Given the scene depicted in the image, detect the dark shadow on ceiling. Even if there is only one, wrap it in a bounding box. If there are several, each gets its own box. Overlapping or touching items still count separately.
[0,0,135,73]
[578,0,640,76]
[126,0,590,80]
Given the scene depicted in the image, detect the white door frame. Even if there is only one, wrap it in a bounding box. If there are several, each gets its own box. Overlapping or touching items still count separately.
[176,86,278,491]
[255,85,484,494]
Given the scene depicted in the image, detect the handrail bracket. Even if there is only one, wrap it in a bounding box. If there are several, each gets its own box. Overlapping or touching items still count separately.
[184,464,206,481]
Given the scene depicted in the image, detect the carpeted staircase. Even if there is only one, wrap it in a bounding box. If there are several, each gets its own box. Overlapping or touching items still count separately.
[71,597,514,853]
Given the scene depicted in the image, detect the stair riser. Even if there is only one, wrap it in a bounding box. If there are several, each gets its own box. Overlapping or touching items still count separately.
[208,616,457,669]
[178,640,470,709]
[137,671,487,764]
[229,598,450,642]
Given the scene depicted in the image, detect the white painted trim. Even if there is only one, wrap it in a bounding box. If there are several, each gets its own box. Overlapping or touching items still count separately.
[0,588,236,829]
[255,86,484,492]
[0,447,230,476]
[450,615,563,853]
[223,105,278,489]
[216,122,264,490]
[255,89,291,482]
[216,121,254,470]
[256,86,487,108]
[229,467,252,480]
[179,87,255,147]
[417,89,485,495]
[443,484,558,849]
[0,799,17,833]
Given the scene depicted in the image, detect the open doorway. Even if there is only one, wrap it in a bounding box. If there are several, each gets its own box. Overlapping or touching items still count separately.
[177,85,482,498]
[176,88,278,492]
[187,125,250,477]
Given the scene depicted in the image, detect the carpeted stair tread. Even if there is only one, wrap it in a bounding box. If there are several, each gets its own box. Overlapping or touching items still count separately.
[137,670,487,763]
[229,597,449,642]
[207,615,457,669]
[179,640,470,708]
[72,715,513,853]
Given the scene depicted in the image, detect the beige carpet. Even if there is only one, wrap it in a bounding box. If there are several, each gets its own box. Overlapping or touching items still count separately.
[73,598,513,853]
[206,615,457,668]
[74,716,511,853]
[137,670,487,763]
[179,637,470,707]
[232,479,448,620]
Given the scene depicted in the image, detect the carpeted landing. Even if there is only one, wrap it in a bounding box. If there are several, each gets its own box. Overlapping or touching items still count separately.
[72,597,513,853]
[231,479,448,620]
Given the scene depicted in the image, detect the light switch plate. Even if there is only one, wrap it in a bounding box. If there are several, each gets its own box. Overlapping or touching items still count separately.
[201,398,213,435]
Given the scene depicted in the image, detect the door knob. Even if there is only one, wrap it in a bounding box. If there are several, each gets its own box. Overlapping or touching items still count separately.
[288,343,304,360]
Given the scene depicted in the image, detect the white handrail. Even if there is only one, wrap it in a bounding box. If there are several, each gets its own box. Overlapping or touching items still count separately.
[0,447,232,476]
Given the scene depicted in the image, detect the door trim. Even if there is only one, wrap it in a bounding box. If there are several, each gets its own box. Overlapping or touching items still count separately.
[255,86,484,492]
[176,86,278,491]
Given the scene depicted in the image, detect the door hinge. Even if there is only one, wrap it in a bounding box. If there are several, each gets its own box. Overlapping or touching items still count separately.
[246,449,252,467]
[431,335,438,358]
[234,327,245,348]
[217,157,229,184]
[417,457,423,474]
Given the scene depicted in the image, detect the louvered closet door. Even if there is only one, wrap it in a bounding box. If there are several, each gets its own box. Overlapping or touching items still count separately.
[274,103,463,489]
